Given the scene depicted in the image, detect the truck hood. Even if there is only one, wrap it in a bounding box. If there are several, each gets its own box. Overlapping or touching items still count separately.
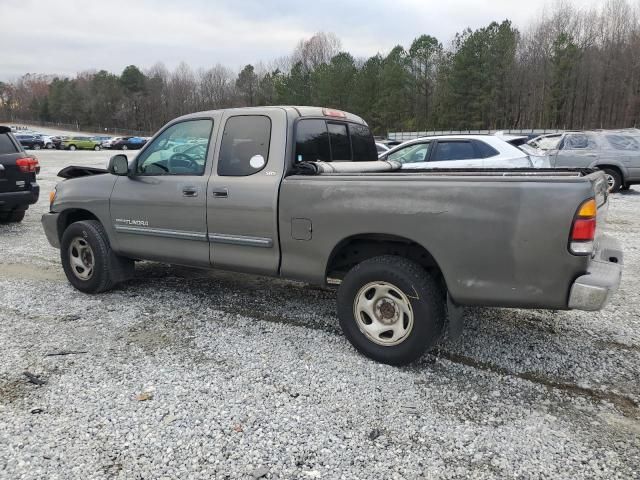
[58,165,108,179]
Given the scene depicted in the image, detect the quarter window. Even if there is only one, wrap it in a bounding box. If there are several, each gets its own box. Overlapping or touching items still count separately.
[388,143,431,164]
[0,134,18,154]
[563,134,597,150]
[136,119,213,176]
[218,116,271,176]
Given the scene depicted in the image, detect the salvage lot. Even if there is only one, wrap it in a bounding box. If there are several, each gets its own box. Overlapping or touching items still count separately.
[1,150,639,479]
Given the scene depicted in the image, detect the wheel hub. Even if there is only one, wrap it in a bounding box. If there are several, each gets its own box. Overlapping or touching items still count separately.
[375,298,399,324]
[353,281,415,346]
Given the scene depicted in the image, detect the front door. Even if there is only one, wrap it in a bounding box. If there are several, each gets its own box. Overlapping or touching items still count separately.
[110,118,215,267]
[207,109,287,276]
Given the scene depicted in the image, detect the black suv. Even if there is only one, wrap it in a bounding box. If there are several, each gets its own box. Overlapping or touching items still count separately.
[0,127,40,223]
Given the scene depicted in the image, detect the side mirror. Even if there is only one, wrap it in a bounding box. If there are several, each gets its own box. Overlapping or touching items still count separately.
[107,154,129,176]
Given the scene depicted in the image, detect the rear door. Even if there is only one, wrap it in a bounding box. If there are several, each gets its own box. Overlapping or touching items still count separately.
[207,109,287,275]
[109,117,217,267]
[553,133,599,168]
[429,139,484,168]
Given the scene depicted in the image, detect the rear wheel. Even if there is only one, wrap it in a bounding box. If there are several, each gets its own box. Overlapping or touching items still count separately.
[94,145,101,151]
[33,144,41,150]
[69,145,77,151]
[337,255,445,365]
[602,168,622,193]
[121,145,128,150]
[60,220,133,293]
[0,210,26,223]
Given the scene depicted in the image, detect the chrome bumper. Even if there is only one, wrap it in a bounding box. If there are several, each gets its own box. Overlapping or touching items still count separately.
[568,235,623,311]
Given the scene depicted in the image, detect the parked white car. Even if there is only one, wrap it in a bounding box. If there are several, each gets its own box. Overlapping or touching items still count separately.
[101,137,122,149]
[378,135,533,169]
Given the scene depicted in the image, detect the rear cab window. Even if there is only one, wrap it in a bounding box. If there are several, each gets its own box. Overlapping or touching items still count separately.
[294,118,376,163]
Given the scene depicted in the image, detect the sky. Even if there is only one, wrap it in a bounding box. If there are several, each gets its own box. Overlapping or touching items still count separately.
[0,0,608,81]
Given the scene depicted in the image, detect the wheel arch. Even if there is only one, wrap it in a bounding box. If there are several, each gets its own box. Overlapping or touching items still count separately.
[325,233,449,293]
[57,208,101,242]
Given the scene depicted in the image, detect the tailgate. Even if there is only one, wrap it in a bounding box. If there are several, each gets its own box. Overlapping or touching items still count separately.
[587,170,610,222]
[0,153,34,193]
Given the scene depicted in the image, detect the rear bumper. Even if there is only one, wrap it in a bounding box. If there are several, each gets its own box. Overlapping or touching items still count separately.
[0,184,40,210]
[568,235,623,311]
[41,212,60,248]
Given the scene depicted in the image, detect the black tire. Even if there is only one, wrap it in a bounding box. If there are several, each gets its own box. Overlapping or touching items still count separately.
[33,144,41,150]
[69,145,76,151]
[94,145,100,151]
[602,168,622,193]
[337,255,445,366]
[121,145,128,150]
[0,210,25,223]
[60,220,133,293]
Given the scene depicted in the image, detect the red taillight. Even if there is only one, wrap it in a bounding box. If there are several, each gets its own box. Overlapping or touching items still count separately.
[572,218,596,241]
[16,157,39,173]
[569,198,597,255]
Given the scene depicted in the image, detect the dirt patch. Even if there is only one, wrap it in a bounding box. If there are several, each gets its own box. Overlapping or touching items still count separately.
[0,263,64,282]
[435,349,640,418]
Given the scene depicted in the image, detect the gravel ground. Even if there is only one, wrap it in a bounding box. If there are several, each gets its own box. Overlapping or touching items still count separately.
[1,148,639,479]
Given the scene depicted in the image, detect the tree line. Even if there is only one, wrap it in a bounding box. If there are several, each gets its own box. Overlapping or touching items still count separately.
[1,0,639,135]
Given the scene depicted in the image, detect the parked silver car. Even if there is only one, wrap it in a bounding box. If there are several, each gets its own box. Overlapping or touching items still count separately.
[526,131,640,191]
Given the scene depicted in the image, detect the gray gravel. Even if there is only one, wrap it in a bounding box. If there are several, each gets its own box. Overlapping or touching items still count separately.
[1,149,639,479]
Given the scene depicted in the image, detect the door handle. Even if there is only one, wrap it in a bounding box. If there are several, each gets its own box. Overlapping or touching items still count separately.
[212,187,228,198]
[182,186,198,197]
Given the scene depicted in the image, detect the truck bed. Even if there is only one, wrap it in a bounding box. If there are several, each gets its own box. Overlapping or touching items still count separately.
[278,169,609,310]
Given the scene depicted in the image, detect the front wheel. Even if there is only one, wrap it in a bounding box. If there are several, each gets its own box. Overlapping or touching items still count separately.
[337,255,445,365]
[121,145,128,150]
[33,144,41,150]
[60,220,133,293]
[94,145,101,151]
[69,145,77,151]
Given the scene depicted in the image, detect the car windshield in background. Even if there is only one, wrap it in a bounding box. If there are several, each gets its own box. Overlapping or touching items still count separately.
[295,119,376,163]
[605,134,640,151]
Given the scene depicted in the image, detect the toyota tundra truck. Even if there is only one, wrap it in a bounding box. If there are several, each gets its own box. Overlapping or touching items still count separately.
[41,107,623,365]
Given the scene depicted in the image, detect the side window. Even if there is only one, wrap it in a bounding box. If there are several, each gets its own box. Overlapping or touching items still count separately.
[605,135,640,151]
[295,119,330,163]
[388,142,431,164]
[563,134,597,150]
[136,119,213,176]
[328,122,351,160]
[432,141,476,161]
[218,115,271,176]
[474,140,499,158]
[350,123,377,161]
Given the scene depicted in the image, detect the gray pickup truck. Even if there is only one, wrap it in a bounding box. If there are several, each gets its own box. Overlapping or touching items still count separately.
[42,106,623,365]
